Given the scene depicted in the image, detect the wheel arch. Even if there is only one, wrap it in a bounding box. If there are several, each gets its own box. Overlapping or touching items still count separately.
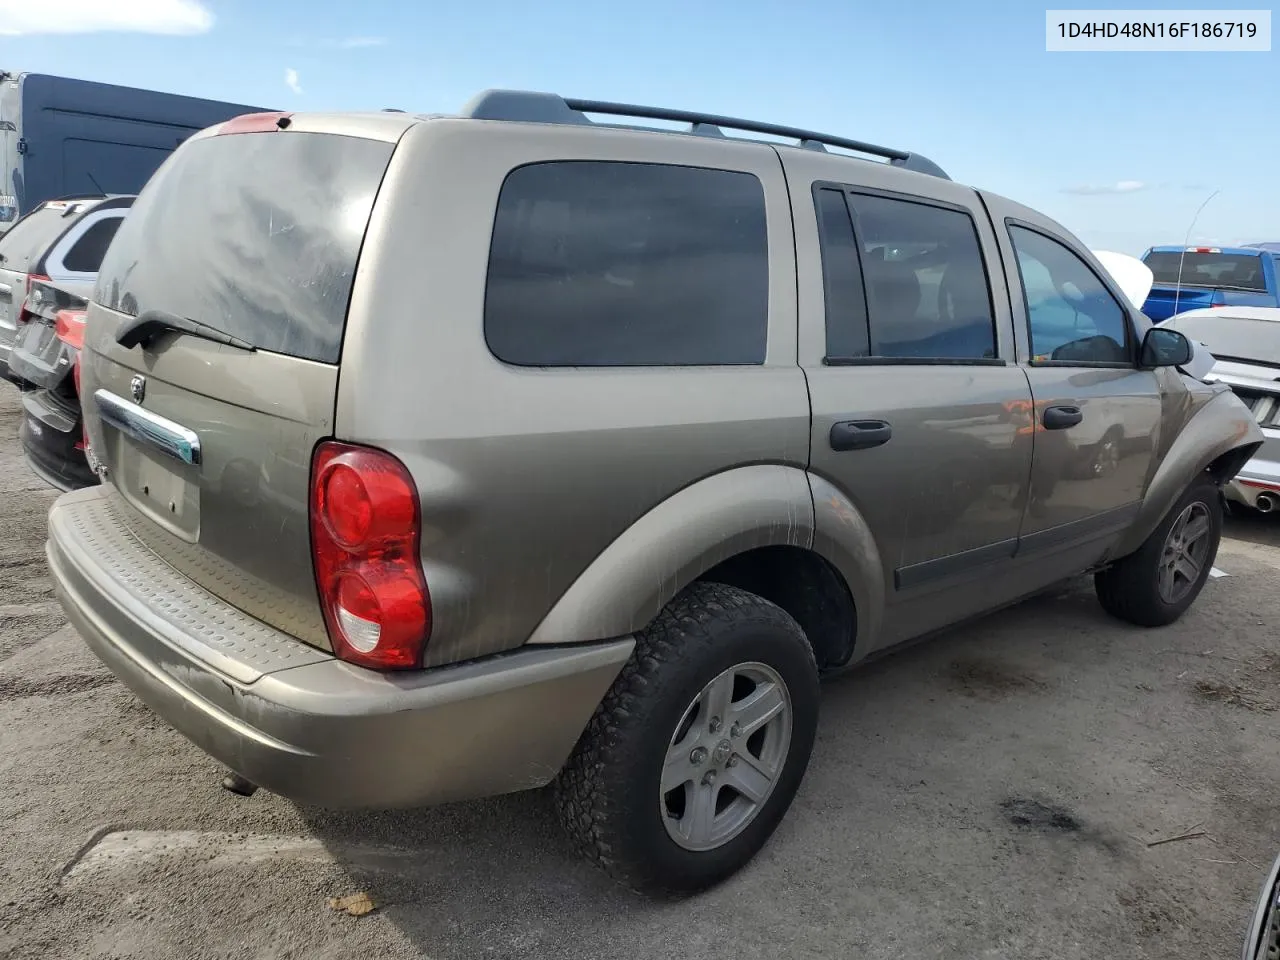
[1112,389,1264,558]
[524,464,817,647]
[524,465,886,669]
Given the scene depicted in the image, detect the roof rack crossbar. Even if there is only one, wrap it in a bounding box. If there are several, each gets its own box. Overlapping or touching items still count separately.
[459,90,949,179]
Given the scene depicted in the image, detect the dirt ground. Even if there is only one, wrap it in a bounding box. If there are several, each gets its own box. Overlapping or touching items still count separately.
[1,381,1278,960]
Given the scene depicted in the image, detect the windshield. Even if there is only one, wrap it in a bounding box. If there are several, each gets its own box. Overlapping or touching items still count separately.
[1143,251,1267,292]
[0,203,79,274]
[94,131,394,364]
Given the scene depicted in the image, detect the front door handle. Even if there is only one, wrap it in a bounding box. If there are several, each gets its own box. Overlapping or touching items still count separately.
[1042,404,1084,430]
[830,419,892,451]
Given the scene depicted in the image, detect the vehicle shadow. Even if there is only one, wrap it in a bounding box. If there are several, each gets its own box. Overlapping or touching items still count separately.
[1224,507,1280,549]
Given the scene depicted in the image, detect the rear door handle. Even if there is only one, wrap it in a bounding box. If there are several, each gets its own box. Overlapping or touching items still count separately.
[1042,405,1083,430]
[830,419,892,451]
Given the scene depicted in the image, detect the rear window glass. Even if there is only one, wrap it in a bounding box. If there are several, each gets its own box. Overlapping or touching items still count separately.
[0,204,77,274]
[95,132,394,364]
[1143,251,1267,292]
[485,160,768,366]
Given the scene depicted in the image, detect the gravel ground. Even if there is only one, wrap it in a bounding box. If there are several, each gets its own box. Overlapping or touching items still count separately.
[1,381,1278,960]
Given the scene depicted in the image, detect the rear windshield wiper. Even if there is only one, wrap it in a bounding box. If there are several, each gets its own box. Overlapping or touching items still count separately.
[115,309,256,352]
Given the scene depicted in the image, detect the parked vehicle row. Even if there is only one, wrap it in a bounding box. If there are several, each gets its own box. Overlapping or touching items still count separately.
[35,89,1263,896]
[0,193,135,488]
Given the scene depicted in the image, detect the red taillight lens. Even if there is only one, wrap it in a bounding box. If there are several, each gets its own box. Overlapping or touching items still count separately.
[310,441,430,669]
[55,309,87,350]
[321,464,374,547]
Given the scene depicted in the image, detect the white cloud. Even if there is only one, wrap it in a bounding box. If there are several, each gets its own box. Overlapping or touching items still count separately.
[285,68,303,95]
[0,0,213,35]
[336,36,386,48]
[1062,180,1147,196]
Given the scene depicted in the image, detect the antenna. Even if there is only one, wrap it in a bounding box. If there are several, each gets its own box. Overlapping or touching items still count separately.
[1172,189,1220,317]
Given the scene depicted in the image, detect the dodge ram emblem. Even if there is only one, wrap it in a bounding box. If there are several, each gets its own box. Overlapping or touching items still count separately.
[130,374,146,404]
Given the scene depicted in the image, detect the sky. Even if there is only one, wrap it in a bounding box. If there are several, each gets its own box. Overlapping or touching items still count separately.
[1,0,1277,256]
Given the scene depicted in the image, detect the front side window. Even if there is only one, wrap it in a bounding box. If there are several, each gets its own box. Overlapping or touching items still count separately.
[1010,226,1131,365]
[485,161,768,366]
[814,189,997,361]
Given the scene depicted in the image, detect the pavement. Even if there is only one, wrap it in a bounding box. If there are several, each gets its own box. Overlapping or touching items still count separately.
[1,382,1279,960]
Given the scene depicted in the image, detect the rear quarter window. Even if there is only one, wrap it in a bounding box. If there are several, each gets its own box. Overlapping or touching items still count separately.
[62,216,125,273]
[484,160,769,366]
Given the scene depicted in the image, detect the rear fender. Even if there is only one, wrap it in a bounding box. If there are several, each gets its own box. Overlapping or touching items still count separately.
[807,473,887,657]
[1112,388,1264,557]
[525,465,815,646]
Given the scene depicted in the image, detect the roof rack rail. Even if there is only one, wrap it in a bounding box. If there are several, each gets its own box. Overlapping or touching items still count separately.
[459,89,949,180]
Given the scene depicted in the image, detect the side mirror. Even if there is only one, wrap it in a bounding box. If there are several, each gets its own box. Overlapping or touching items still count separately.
[1243,851,1280,960]
[1140,327,1193,368]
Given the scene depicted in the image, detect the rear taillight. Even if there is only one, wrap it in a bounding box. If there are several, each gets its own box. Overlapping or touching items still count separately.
[18,273,50,325]
[54,309,87,350]
[310,441,430,669]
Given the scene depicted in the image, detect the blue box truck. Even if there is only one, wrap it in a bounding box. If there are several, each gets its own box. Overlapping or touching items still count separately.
[0,70,267,231]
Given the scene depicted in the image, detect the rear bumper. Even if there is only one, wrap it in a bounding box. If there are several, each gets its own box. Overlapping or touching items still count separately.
[20,390,96,492]
[47,487,633,809]
[1225,427,1280,510]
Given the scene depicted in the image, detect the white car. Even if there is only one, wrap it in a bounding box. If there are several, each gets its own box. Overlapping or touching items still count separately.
[1162,306,1280,513]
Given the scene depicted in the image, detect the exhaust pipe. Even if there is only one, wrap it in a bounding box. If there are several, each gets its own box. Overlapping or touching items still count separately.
[220,772,258,797]
[1257,492,1277,514]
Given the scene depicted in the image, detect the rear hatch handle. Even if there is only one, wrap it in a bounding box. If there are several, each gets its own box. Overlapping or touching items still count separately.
[115,309,255,352]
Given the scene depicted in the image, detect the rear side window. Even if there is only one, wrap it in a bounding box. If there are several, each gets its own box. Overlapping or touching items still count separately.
[0,205,76,274]
[1143,251,1267,292]
[815,189,996,361]
[485,161,768,366]
[95,132,394,364]
[62,216,124,273]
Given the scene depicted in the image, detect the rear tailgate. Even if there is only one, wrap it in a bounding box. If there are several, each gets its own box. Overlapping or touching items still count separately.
[1142,285,1217,320]
[9,277,93,388]
[79,118,400,651]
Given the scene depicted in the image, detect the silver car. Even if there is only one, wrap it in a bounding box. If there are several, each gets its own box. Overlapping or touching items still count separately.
[1163,307,1280,513]
[0,195,132,382]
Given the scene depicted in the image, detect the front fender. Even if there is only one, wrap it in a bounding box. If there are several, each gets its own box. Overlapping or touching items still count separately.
[1112,387,1264,557]
[525,465,815,646]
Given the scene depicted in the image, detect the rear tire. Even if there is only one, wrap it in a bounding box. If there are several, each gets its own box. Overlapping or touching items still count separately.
[554,581,819,897]
[1095,474,1222,627]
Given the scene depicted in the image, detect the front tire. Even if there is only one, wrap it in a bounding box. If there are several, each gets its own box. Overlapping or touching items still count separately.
[1095,474,1223,627]
[554,581,819,897]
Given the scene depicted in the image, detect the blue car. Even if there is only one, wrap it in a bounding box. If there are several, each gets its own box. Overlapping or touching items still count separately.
[1139,244,1280,321]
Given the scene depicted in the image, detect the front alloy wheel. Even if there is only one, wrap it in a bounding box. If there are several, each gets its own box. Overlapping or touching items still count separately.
[1157,501,1213,605]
